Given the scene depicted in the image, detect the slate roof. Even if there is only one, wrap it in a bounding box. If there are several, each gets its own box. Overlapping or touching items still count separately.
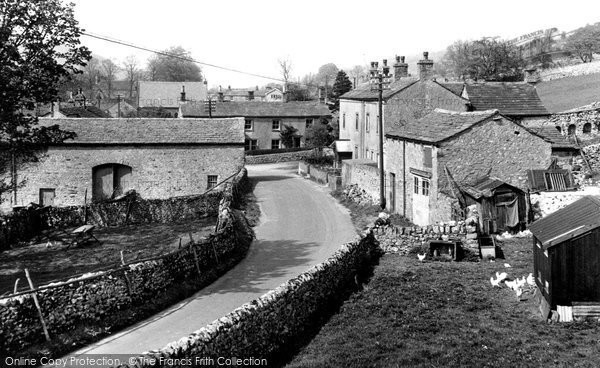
[529,196,600,248]
[339,77,419,101]
[385,108,499,144]
[59,106,109,118]
[438,82,465,97]
[138,81,208,108]
[529,126,579,150]
[180,101,331,118]
[39,118,244,145]
[464,83,549,117]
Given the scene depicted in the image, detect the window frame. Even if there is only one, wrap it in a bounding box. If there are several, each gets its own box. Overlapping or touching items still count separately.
[305,118,313,128]
[272,119,281,131]
[414,177,420,195]
[422,179,430,196]
[365,113,370,133]
[207,175,218,190]
[244,119,253,131]
[271,139,281,150]
[355,113,359,131]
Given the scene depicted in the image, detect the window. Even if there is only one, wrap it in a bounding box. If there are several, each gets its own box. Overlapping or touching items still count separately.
[423,147,432,168]
[366,113,370,132]
[355,113,359,130]
[422,180,430,196]
[583,123,592,133]
[245,139,258,151]
[414,177,420,194]
[342,113,346,129]
[92,164,132,202]
[568,124,576,136]
[272,120,281,131]
[244,119,253,131]
[293,136,301,148]
[555,126,562,133]
[207,175,218,189]
[39,188,55,207]
[306,118,313,128]
[271,139,280,149]
[376,115,379,133]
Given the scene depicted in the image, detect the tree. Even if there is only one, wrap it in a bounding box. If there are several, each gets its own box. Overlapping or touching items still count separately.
[278,57,292,94]
[279,125,299,148]
[315,63,339,87]
[347,64,367,86]
[101,59,119,98]
[441,38,525,81]
[566,24,600,63]
[330,70,353,111]
[305,120,330,153]
[123,55,139,98]
[146,46,202,82]
[0,0,90,203]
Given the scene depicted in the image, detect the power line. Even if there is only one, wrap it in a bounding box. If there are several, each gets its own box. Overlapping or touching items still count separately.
[81,31,322,88]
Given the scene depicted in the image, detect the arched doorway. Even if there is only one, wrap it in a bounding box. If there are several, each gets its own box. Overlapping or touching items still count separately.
[92,164,132,201]
[583,123,592,133]
[568,124,577,136]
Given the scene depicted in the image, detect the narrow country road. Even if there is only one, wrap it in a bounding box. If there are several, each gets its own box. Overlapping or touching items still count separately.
[64,161,356,360]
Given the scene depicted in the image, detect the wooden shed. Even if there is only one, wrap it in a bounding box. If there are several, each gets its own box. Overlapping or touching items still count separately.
[529,196,600,316]
[460,176,527,234]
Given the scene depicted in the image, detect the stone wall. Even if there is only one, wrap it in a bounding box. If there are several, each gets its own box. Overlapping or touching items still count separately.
[245,149,315,165]
[546,105,600,139]
[341,159,380,201]
[0,170,254,356]
[530,187,600,218]
[117,231,380,367]
[373,221,475,255]
[1,145,244,211]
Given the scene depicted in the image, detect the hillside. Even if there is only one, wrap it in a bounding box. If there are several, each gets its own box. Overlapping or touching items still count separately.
[536,72,600,113]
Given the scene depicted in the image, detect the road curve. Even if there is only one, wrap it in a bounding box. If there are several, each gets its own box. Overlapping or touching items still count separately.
[66,161,356,358]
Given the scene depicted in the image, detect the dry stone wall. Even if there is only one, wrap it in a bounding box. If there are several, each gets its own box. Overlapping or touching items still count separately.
[0,170,253,356]
[245,149,315,165]
[115,231,380,368]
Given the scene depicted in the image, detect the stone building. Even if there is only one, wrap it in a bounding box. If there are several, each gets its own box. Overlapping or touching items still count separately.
[338,52,550,163]
[180,101,331,151]
[544,102,600,139]
[383,109,552,225]
[210,86,284,102]
[137,81,208,116]
[1,118,244,211]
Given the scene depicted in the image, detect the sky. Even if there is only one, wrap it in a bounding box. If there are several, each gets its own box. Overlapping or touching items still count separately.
[71,0,600,89]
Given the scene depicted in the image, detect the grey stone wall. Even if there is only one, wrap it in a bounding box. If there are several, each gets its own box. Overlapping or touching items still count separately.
[245,149,315,165]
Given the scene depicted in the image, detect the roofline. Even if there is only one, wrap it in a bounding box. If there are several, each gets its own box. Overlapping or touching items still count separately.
[339,79,419,102]
[47,142,245,147]
[181,114,332,119]
[432,80,469,102]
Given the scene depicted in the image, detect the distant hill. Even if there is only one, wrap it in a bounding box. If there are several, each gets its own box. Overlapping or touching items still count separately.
[536,72,600,113]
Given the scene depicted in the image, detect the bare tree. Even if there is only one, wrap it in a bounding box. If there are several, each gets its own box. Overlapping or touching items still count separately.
[145,55,159,81]
[82,56,100,93]
[101,59,119,98]
[123,55,139,98]
[278,58,292,90]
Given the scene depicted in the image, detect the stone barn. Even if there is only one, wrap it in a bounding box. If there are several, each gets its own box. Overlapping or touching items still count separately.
[1,118,245,211]
[530,196,600,316]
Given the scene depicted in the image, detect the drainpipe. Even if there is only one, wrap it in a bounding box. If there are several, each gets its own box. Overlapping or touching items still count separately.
[403,140,406,217]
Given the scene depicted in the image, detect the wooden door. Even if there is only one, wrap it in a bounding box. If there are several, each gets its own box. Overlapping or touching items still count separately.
[412,176,430,226]
[93,165,114,201]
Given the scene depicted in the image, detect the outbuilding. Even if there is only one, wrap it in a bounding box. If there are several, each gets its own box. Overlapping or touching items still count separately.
[529,196,600,315]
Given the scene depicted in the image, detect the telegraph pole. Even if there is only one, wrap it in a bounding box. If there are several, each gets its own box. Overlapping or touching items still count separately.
[370,60,391,210]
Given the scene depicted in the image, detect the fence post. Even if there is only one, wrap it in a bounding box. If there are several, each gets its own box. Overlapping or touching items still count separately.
[24,269,51,342]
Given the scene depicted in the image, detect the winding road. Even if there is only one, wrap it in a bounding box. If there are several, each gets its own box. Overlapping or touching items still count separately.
[65,161,356,359]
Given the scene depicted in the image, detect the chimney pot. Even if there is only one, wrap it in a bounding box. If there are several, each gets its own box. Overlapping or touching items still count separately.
[393,54,409,81]
[423,51,429,60]
[401,56,405,63]
[418,51,434,81]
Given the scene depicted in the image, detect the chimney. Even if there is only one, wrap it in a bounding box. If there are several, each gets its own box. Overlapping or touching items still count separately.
[393,55,408,81]
[417,51,434,81]
[524,68,540,84]
[180,85,186,102]
[248,90,255,101]
[218,85,222,92]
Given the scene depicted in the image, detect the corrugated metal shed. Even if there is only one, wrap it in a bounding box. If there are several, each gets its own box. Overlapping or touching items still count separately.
[529,196,600,247]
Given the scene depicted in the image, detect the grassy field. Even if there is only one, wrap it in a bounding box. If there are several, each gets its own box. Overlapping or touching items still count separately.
[0,218,216,295]
[287,236,600,368]
[537,73,600,113]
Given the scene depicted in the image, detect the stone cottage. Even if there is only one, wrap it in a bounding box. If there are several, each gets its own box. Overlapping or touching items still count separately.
[137,81,208,117]
[180,101,331,151]
[383,109,552,225]
[1,118,245,211]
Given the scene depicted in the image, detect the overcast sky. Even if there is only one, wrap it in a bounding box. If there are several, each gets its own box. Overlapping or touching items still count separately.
[71,0,600,88]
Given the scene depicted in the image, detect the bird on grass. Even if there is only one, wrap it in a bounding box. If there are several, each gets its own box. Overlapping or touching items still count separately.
[490,276,501,287]
[504,263,512,268]
[526,273,535,286]
[516,287,523,301]
[515,276,527,289]
[495,272,508,282]
[417,253,426,262]
[504,280,518,291]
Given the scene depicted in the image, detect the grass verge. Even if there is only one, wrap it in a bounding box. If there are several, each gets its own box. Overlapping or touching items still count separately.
[287,236,600,368]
